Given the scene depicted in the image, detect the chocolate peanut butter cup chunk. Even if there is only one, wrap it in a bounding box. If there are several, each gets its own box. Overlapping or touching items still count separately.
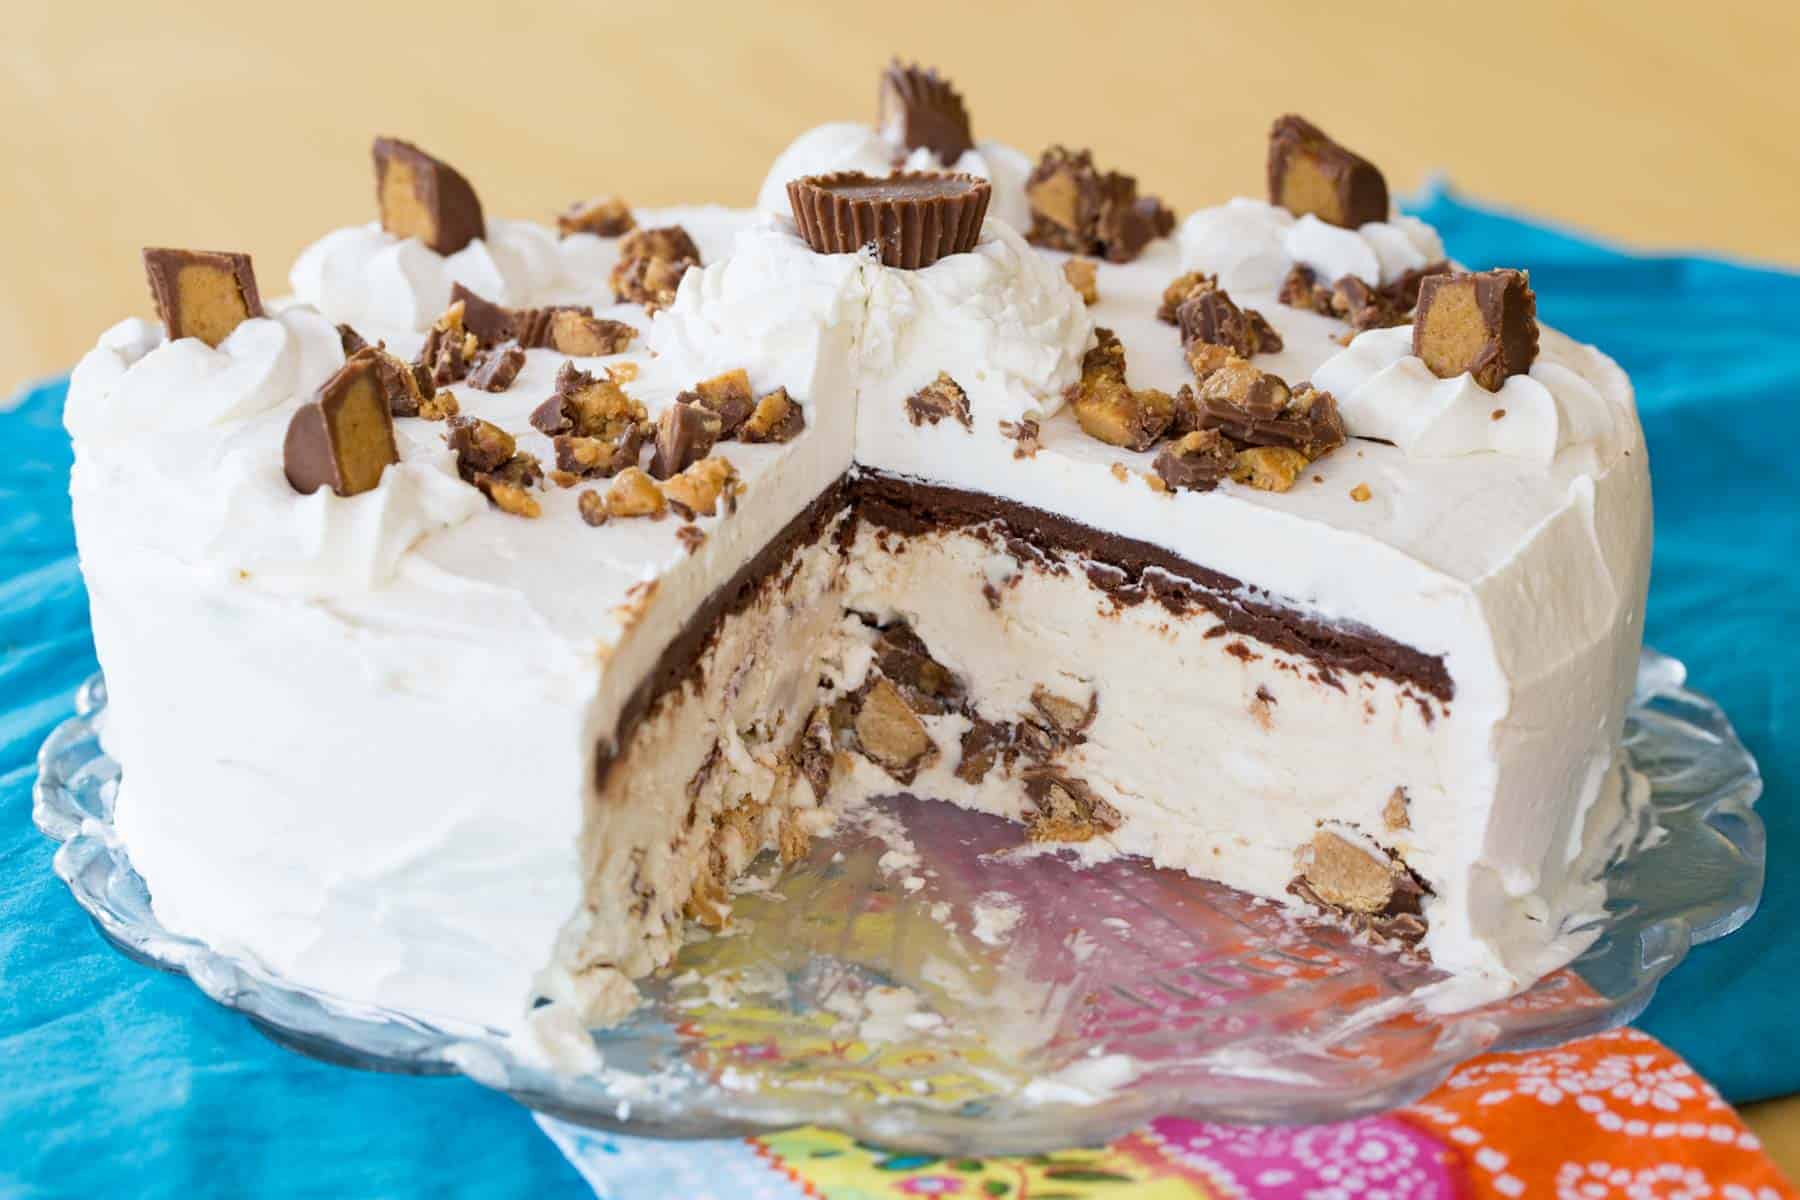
[1160,272,1283,357]
[142,248,264,348]
[284,353,401,497]
[877,60,975,165]
[557,195,635,238]
[610,225,701,311]
[1412,269,1538,391]
[649,401,722,480]
[531,361,649,440]
[418,301,479,385]
[1025,147,1172,264]
[739,387,806,444]
[1154,429,1234,493]
[554,426,643,479]
[1288,828,1429,944]
[544,311,636,357]
[358,344,437,418]
[1267,115,1388,229]
[447,283,517,346]
[1183,360,1346,467]
[788,172,990,269]
[679,368,756,437]
[904,372,972,430]
[447,415,544,517]
[467,343,526,393]
[372,137,485,255]
[1067,328,1172,451]
[662,456,736,517]
[1279,264,1435,334]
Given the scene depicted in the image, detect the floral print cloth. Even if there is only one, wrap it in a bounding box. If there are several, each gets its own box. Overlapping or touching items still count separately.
[539,1029,1794,1199]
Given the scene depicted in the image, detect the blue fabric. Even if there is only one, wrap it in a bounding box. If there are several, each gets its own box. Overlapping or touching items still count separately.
[2,187,1796,1196]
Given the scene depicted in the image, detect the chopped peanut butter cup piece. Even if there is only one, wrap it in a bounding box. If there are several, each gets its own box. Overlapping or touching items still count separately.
[1161,272,1284,357]
[788,172,990,269]
[577,489,609,526]
[1154,429,1234,493]
[1289,828,1428,943]
[1030,685,1097,741]
[476,474,541,518]
[557,195,635,238]
[284,355,400,497]
[649,401,722,479]
[904,372,972,430]
[531,361,648,439]
[610,225,701,311]
[605,466,666,518]
[446,414,516,477]
[142,248,264,348]
[1025,147,1171,264]
[955,717,1012,785]
[873,621,965,715]
[554,424,643,479]
[1412,269,1538,391]
[1184,356,1346,464]
[372,137,485,256]
[681,368,755,436]
[877,60,975,165]
[1279,264,1433,334]
[1067,328,1171,450]
[1267,115,1388,230]
[740,387,805,443]
[853,677,938,784]
[447,283,517,346]
[418,301,479,386]
[546,310,636,357]
[354,345,438,419]
[1229,445,1309,493]
[661,456,736,517]
[1021,768,1120,843]
[466,344,525,392]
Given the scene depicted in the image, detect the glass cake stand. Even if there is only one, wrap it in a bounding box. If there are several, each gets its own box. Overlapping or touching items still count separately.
[33,649,1764,1154]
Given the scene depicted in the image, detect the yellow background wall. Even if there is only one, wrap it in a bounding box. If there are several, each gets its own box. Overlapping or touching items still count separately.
[3,0,1795,387]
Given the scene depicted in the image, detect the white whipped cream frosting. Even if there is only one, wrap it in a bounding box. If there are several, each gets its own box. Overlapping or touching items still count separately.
[1315,325,1628,463]
[653,217,1091,437]
[67,308,484,593]
[290,218,579,332]
[648,216,870,407]
[858,220,1091,427]
[67,310,342,445]
[756,122,1037,235]
[1178,197,1445,292]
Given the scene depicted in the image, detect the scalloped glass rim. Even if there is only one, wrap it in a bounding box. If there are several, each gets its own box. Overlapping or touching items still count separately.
[33,648,1764,1154]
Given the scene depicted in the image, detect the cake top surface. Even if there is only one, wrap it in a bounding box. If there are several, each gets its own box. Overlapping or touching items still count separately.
[66,68,1648,685]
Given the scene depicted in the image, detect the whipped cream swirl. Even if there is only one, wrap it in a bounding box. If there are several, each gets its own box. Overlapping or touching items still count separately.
[67,308,483,591]
[652,217,1090,432]
[647,218,870,405]
[67,309,343,446]
[756,122,1036,236]
[859,219,1092,426]
[1313,325,1627,463]
[1179,198,1445,293]
[290,219,580,333]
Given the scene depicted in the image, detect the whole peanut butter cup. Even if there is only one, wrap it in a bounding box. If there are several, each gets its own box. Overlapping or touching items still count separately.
[787,171,990,269]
